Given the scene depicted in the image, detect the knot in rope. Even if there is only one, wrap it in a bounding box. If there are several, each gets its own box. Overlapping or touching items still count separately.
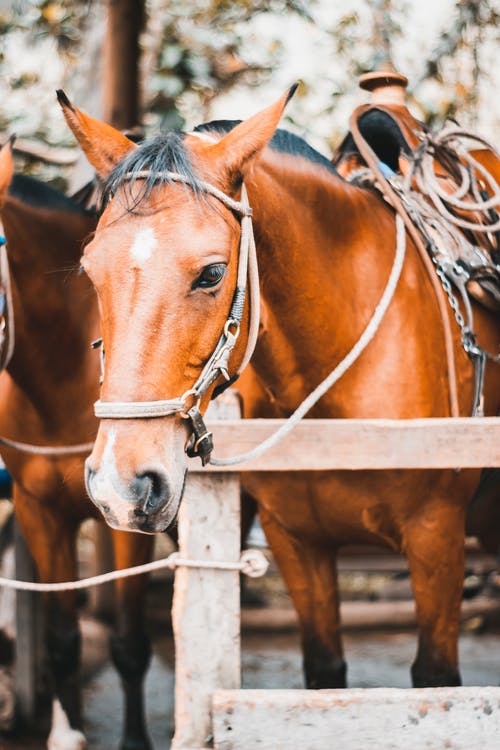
[239,549,270,578]
[0,548,269,592]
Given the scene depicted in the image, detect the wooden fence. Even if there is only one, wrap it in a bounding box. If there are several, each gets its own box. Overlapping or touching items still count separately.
[171,395,500,750]
[11,394,500,747]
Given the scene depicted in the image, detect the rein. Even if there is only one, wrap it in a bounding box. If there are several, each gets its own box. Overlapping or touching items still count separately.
[93,175,261,465]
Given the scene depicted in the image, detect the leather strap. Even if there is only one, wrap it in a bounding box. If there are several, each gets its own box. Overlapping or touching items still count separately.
[349,105,460,417]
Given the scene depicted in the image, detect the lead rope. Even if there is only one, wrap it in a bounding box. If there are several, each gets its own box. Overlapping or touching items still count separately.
[0,548,269,592]
[0,435,94,456]
[209,213,407,466]
[91,171,406,466]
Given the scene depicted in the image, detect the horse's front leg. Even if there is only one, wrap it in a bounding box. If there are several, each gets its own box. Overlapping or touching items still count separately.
[404,498,465,687]
[14,488,85,750]
[259,507,346,688]
[110,529,154,750]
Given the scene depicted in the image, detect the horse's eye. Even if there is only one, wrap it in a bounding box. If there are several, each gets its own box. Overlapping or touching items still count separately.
[193,263,227,290]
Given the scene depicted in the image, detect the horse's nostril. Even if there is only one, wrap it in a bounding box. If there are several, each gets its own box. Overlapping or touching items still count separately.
[84,462,96,499]
[132,469,170,513]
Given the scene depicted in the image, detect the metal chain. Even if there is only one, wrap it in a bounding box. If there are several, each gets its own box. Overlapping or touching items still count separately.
[433,259,500,363]
[387,172,500,366]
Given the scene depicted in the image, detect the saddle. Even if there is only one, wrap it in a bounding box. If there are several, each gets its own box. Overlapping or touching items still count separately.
[332,70,500,314]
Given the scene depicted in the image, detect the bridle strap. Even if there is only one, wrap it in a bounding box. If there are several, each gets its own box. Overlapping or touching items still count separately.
[94,398,186,419]
[93,175,260,432]
[349,105,460,418]
[0,232,15,371]
[121,170,253,218]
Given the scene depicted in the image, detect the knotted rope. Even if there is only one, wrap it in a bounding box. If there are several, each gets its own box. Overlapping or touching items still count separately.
[0,548,269,592]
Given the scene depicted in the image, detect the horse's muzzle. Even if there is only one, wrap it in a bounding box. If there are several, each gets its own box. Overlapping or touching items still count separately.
[84,460,178,533]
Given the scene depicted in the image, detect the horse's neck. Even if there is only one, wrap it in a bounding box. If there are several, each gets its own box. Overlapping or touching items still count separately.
[246,154,398,415]
[1,200,99,419]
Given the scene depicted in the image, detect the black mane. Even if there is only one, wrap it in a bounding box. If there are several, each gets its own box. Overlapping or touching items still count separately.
[102,120,336,209]
[195,120,337,175]
[9,174,92,215]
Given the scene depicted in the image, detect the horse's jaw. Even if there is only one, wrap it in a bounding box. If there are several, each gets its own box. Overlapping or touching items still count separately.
[84,422,188,533]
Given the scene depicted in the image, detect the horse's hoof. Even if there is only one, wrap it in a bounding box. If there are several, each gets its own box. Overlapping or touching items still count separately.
[47,728,87,750]
[47,699,87,750]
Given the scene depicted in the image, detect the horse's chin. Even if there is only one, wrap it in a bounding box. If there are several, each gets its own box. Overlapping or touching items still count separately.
[103,508,179,534]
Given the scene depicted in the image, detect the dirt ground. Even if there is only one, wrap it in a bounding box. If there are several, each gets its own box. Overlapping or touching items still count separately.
[2,621,500,750]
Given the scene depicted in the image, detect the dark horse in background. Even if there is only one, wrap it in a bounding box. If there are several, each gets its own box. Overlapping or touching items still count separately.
[0,142,154,750]
[58,88,500,691]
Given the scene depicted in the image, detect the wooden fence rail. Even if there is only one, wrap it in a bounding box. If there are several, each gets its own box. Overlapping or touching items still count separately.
[204,417,500,470]
[171,401,500,749]
[10,399,500,746]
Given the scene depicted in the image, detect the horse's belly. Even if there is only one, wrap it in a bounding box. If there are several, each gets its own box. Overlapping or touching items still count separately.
[243,468,480,549]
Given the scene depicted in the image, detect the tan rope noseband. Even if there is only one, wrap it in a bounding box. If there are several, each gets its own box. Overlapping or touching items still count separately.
[93,174,261,464]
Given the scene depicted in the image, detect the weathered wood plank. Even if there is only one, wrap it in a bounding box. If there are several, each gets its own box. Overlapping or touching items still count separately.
[171,394,241,750]
[240,595,500,633]
[212,687,500,750]
[198,417,500,471]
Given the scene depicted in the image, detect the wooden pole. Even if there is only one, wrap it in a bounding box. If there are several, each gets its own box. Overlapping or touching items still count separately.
[14,522,40,723]
[88,522,115,621]
[102,0,144,129]
[172,394,241,750]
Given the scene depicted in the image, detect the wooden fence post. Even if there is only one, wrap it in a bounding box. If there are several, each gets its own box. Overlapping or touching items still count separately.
[171,392,241,750]
[87,521,115,621]
[14,521,41,723]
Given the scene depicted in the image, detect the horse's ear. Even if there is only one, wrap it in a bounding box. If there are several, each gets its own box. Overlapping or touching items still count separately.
[56,90,136,178]
[0,137,15,204]
[210,83,299,184]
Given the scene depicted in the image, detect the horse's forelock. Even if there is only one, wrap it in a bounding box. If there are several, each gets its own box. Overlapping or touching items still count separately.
[102,131,205,211]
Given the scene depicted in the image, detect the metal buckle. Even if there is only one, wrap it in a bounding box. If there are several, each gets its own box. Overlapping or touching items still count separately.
[184,405,214,466]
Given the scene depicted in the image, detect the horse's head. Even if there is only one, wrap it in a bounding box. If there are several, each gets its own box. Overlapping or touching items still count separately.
[58,87,295,532]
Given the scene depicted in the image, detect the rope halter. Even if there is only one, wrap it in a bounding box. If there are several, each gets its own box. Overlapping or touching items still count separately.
[93,173,261,465]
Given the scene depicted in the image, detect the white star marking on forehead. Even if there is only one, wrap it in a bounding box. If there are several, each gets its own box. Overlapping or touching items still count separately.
[130,227,157,266]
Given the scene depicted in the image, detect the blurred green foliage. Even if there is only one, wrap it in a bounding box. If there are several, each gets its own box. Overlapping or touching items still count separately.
[0,0,499,184]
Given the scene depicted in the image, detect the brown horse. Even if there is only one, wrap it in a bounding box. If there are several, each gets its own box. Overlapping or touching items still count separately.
[0,142,154,750]
[58,88,500,690]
